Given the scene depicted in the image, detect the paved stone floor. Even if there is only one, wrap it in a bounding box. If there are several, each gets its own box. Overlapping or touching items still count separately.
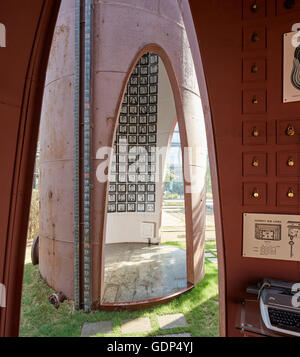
[157,313,188,329]
[103,243,187,303]
[121,317,152,334]
[81,321,113,337]
[81,314,191,337]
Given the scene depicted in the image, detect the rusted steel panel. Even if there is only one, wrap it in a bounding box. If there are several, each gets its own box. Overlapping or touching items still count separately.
[0,0,61,337]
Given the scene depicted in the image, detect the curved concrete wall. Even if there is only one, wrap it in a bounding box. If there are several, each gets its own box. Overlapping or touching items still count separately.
[39,0,207,303]
[39,1,75,298]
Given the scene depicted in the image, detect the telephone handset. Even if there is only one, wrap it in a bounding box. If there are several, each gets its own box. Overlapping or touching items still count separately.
[247,278,300,337]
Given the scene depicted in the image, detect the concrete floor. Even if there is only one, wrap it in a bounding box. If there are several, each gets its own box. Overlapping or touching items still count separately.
[103,243,187,303]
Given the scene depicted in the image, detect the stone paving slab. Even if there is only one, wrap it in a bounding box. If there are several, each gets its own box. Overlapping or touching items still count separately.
[81,321,113,337]
[157,313,188,330]
[156,333,192,337]
[121,317,152,334]
[208,258,218,264]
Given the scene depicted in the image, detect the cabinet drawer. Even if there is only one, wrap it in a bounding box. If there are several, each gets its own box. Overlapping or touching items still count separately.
[243,182,267,205]
[277,182,300,206]
[243,89,267,114]
[277,151,300,176]
[277,0,300,15]
[243,152,267,176]
[243,26,266,51]
[243,0,266,18]
[243,58,266,82]
[243,121,267,145]
[277,120,300,145]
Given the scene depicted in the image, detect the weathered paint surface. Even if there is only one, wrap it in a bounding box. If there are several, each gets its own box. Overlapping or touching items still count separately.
[39,0,208,307]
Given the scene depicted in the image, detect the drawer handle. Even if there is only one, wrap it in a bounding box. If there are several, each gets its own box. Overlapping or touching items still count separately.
[252,97,259,104]
[286,125,296,136]
[287,188,294,198]
[287,158,295,167]
[252,189,259,198]
[251,64,258,73]
[252,127,259,137]
[252,159,259,167]
[251,3,258,12]
[251,32,260,42]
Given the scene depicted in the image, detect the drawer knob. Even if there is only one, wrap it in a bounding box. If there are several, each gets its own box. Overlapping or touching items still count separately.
[252,159,259,167]
[252,97,259,104]
[252,189,259,198]
[251,64,258,73]
[286,125,295,136]
[287,189,294,198]
[251,32,260,42]
[287,158,295,167]
[251,3,258,12]
[252,127,259,137]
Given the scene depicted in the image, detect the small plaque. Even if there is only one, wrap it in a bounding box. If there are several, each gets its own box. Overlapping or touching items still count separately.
[243,213,300,261]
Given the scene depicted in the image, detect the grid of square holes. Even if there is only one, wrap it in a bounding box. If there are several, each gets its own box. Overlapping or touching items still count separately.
[107,53,159,213]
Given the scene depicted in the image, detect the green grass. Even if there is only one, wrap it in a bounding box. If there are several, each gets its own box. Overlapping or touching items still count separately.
[20,241,219,337]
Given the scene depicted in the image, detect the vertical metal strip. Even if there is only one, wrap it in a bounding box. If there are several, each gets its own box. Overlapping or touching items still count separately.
[83,0,92,313]
[74,0,81,311]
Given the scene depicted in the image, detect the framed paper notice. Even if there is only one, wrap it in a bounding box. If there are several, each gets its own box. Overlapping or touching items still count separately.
[243,213,300,261]
[283,31,300,103]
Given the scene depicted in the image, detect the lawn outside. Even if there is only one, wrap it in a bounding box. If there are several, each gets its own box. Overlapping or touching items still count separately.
[20,240,219,337]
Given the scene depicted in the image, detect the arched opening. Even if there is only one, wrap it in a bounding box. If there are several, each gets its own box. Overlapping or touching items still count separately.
[101,51,197,306]
[2,0,224,337]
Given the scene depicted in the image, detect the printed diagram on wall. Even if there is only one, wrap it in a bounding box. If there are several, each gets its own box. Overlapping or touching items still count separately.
[243,213,300,261]
[283,31,300,103]
[287,221,300,258]
[255,224,281,241]
[108,52,159,213]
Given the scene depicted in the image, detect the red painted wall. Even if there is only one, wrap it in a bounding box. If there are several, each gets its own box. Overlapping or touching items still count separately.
[189,0,300,336]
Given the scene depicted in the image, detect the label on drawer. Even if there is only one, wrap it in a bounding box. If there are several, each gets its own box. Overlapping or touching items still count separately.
[243,213,300,261]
